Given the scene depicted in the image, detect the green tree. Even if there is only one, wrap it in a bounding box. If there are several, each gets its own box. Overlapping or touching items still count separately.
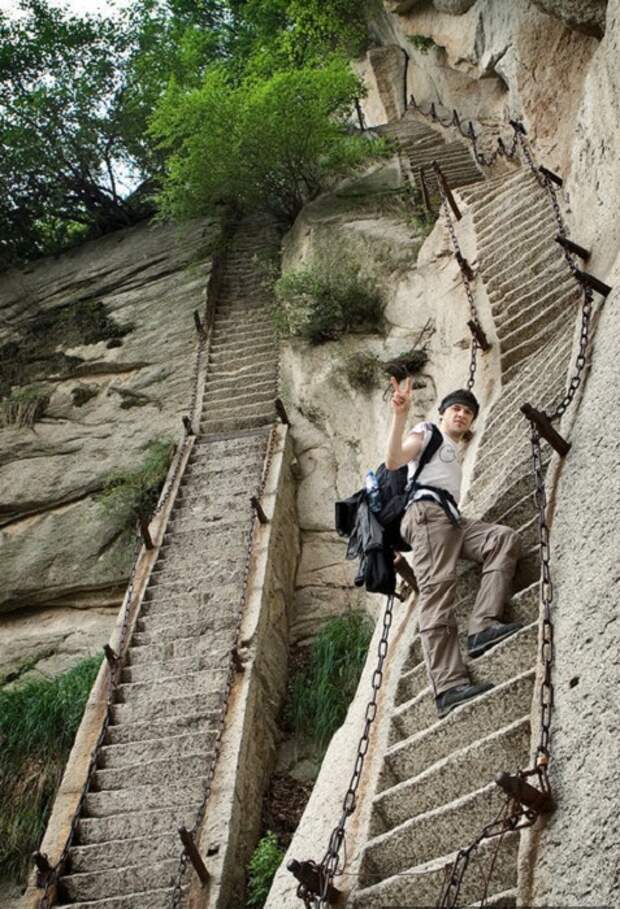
[152,57,384,221]
[0,1,152,268]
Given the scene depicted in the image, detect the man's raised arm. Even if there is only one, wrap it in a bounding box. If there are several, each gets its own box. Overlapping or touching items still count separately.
[385,376,424,469]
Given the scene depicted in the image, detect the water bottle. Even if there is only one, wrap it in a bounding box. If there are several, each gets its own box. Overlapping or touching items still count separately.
[365,469,382,513]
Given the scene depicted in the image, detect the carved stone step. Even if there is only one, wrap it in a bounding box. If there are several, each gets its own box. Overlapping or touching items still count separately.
[60,858,179,902]
[373,716,530,829]
[98,730,216,769]
[384,670,535,779]
[110,689,222,725]
[93,750,214,792]
[69,831,178,874]
[83,776,208,818]
[104,710,219,747]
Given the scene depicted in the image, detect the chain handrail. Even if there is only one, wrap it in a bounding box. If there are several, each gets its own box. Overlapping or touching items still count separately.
[35,273,214,909]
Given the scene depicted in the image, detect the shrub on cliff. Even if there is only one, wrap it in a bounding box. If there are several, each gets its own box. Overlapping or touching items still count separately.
[273,250,384,344]
[151,58,386,222]
[0,655,102,883]
[97,438,175,529]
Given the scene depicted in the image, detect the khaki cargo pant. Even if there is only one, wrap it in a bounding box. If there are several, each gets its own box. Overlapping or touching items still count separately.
[400,499,521,697]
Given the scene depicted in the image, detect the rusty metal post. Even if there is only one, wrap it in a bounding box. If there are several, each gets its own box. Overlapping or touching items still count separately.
[432,161,462,221]
[430,101,437,121]
[231,647,245,673]
[495,772,554,814]
[275,397,290,425]
[33,852,53,888]
[354,97,365,132]
[467,319,491,352]
[455,252,475,282]
[250,496,268,524]
[520,404,571,457]
[193,310,205,337]
[178,827,210,886]
[103,644,119,669]
[419,168,431,213]
[287,859,341,904]
[575,269,612,298]
[539,165,563,186]
[138,515,154,550]
[555,236,590,261]
[509,119,527,135]
[182,415,194,436]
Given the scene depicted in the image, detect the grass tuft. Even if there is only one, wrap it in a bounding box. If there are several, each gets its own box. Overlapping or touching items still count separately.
[286,613,373,751]
[246,831,285,907]
[0,385,50,428]
[0,655,103,883]
[97,438,175,528]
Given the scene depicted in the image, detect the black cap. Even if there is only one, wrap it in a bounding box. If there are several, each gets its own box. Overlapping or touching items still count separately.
[438,388,480,418]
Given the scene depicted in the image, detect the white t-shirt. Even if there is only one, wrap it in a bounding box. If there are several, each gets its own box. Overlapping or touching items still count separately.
[405,421,462,519]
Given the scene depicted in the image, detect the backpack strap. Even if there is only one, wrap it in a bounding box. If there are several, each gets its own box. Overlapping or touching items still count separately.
[409,423,443,486]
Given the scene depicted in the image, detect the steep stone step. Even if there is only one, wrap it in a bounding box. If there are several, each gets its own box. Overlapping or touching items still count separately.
[98,730,215,769]
[104,710,219,746]
[372,716,530,832]
[69,831,178,874]
[83,776,208,818]
[202,387,276,409]
[93,751,213,792]
[201,411,275,435]
[349,833,518,908]
[60,859,178,902]
[135,605,239,637]
[397,620,537,706]
[209,333,275,356]
[384,671,535,779]
[115,669,227,706]
[496,277,576,338]
[359,782,510,886]
[57,885,189,909]
[121,650,230,684]
[141,568,244,602]
[110,689,223,725]
[479,207,556,263]
[207,341,275,365]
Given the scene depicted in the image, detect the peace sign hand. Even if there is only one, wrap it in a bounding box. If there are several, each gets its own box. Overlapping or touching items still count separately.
[390,375,413,416]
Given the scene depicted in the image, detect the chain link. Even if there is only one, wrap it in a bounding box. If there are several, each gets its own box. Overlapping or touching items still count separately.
[36,286,212,909]
[295,594,395,908]
[435,178,482,391]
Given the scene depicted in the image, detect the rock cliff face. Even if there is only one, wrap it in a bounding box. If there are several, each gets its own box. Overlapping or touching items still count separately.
[0,217,219,685]
[268,1,620,906]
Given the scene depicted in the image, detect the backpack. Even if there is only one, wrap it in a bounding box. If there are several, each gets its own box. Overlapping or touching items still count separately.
[375,423,444,552]
[335,423,444,594]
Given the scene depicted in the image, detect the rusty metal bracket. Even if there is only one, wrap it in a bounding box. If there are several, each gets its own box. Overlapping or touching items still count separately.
[521,403,571,456]
[419,167,431,213]
[555,235,590,261]
[539,165,563,187]
[178,827,210,886]
[455,252,475,282]
[103,644,119,669]
[138,515,154,550]
[193,310,205,337]
[231,647,245,673]
[575,269,612,298]
[275,397,290,425]
[287,859,341,904]
[509,119,527,135]
[495,772,554,814]
[467,319,491,352]
[433,161,462,221]
[250,495,268,524]
[182,415,194,436]
[33,852,53,887]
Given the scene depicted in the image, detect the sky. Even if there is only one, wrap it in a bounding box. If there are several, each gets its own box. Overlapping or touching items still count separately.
[0,0,122,17]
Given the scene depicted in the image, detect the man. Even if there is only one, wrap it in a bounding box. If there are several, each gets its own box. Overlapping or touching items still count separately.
[386,377,522,718]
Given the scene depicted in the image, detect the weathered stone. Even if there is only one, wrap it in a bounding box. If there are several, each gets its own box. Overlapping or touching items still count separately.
[530,0,607,36]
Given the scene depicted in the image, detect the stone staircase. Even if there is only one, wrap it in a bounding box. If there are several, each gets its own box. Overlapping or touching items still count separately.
[55,218,280,908]
[347,131,580,907]
[375,110,483,196]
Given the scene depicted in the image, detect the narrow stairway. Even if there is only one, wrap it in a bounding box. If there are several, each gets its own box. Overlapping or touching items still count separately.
[349,129,579,907]
[56,217,281,909]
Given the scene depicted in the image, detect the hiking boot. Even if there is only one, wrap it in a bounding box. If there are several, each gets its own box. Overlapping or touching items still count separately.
[467,621,523,659]
[435,681,494,718]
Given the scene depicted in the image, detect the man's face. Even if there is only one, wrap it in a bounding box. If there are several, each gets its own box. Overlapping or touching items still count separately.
[442,403,475,437]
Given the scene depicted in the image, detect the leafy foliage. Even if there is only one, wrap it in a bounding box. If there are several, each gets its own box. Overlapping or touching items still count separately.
[0,655,102,883]
[274,249,384,343]
[97,438,175,527]
[152,58,384,221]
[286,613,373,750]
[409,34,436,54]
[342,351,382,392]
[246,831,285,907]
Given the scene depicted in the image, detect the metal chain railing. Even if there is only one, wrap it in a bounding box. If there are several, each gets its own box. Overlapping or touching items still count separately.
[293,594,396,908]
[35,283,213,909]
